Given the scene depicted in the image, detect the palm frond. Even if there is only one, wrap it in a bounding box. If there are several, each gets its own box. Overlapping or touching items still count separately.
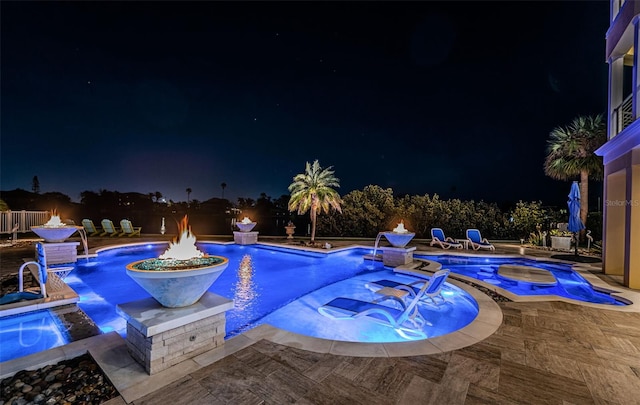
[543,114,606,180]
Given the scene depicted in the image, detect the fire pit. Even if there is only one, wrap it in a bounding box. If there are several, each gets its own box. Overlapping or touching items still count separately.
[382,220,415,248]
[233,216,259,245]
[236,216,256,232]
[31,213,80,242]
[126,216,228,307]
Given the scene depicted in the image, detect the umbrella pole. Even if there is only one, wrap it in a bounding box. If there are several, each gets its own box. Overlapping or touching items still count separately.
[574,232,578,256]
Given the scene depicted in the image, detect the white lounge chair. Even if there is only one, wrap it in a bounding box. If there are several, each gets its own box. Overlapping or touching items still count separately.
[318,270,451,339]
[430,228,463,250]
[365,269,451,307]
[466,229,495,250]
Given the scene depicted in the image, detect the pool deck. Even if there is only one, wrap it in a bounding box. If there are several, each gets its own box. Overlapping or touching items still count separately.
[2,236,640,403]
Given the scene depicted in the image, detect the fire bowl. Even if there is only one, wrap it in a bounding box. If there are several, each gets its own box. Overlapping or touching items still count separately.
[126,256,229,308]
[31,226,80,243]
[383,231,415,248]
[236,222,256,232]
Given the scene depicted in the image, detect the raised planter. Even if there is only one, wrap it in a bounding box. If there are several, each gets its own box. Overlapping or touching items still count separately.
[550,236,572,251]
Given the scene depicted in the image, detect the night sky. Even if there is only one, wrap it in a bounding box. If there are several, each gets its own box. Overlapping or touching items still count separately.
[1,1,608,207]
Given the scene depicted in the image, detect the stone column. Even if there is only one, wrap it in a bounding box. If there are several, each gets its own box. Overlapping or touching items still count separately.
[117,292,233,375]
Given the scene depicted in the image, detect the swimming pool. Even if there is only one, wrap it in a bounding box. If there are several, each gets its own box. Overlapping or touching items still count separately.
[1,243,623,364]
[416,254,625,306]
[66,243,478,341]
[0,310,70,363]
[260,269,478,342]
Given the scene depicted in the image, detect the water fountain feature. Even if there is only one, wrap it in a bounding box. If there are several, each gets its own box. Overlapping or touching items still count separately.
[31,213,80,241]
[366,232,386,262]
[383,220,415,247]
[30,213,84,265]
[233,216,258,244]
[368,221,417,267]
[118,215,233,375]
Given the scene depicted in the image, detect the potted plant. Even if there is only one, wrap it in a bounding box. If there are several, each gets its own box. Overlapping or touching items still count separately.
[549,229,573,250]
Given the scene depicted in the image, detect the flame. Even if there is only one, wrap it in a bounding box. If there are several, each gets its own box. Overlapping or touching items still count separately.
[240,217,253,224]
[392,220,408,233]
[44,210,65,227]
[159,215,205,260]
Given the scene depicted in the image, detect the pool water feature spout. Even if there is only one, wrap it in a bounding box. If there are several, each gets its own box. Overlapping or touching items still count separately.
[76,227,90,261]
[370,232,385,262]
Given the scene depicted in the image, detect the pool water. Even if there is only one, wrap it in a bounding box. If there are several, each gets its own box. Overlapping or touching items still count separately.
[66,243,478,341]
[261,269,478,342]
[68,243,379,337]
[0,310,70,363]
[417,254,625,306]
[1,244,623,363]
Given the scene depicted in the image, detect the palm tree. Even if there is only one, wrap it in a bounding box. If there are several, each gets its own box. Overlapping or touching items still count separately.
[186,188,192,205]
[288,160,342,243]
[221,182,227,199]
[544,114,606,231]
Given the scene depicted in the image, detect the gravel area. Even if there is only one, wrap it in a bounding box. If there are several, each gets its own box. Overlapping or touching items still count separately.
[1,353,118,404]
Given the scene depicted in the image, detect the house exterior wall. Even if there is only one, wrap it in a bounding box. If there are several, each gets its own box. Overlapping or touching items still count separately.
[597,0,640,289]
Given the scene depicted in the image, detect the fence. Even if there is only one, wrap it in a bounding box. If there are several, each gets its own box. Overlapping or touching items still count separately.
[0,210,50,234]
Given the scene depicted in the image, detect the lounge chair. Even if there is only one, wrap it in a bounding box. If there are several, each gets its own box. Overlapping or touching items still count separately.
[101,219,123,237]
[429,228,463,250]
[365,269,451,307]
[120,219,142,237]
[318,270,451,339]
[466,229,495,251]
[81,219,102,236]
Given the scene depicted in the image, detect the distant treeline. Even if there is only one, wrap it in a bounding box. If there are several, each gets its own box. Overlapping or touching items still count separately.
[315,185,601,241]
[0,185,602,241]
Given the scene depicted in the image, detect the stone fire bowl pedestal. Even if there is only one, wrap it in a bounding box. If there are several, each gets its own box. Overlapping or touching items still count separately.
[126,257,229,308]
[117,292,234,375]
[383,231,415,248]
[31,226,80,243]
[236,222,256,232]
[234,231,258,245]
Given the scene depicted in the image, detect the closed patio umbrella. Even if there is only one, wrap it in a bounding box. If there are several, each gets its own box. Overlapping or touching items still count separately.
[567,181,585,256]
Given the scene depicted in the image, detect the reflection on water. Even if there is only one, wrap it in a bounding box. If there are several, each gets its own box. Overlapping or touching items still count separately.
[233,254,258,312]
[0,310,70,362]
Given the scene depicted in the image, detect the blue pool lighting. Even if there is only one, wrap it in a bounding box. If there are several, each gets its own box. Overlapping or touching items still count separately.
[64,243,479,343]
[0,243,626,363]
[416,254,625,306]
[0,310,70,363]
